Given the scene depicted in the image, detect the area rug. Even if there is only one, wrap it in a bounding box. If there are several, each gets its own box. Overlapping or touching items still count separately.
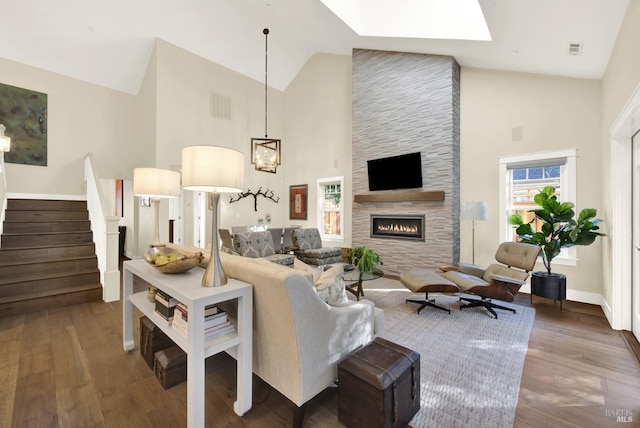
[362,280,535,428]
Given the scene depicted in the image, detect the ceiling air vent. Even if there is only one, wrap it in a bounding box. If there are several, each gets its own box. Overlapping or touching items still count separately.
[568,42,583,56]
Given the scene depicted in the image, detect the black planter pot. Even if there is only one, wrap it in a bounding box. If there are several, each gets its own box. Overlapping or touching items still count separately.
[530,271,566,310]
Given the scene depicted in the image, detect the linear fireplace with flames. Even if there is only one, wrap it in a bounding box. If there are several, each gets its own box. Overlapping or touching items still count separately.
[370,214,425,241]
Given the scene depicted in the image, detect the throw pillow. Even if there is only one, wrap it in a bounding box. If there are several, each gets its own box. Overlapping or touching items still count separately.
[315,265,348,307]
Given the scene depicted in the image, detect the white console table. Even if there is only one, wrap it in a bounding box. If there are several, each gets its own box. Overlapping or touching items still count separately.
[122,259,252,428]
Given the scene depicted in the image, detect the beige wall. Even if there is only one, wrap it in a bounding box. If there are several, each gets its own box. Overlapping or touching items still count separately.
[460,68,603,297]
[0,57,146,195]
[283,53,353,246]
[151,40,286,249]
[601,2,640,306]
[0,57,152,258]
[285,54,608,297]
[130,42,159,256]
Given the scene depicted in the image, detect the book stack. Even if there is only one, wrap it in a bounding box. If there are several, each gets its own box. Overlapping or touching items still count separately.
[155,289,178,324]
[172,303,235,340]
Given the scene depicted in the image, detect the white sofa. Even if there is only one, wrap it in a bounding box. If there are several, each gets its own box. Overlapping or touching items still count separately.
[166,244,384,424]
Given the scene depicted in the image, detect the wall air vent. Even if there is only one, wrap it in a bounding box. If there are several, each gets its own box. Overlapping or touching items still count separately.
[568,42,583,56]
[210,92,231,120]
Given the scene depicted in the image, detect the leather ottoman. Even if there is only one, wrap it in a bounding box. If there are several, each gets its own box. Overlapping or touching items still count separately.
[400,269,459,313]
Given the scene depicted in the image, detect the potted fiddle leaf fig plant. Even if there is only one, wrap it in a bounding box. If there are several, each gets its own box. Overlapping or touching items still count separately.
[508,186,604,305]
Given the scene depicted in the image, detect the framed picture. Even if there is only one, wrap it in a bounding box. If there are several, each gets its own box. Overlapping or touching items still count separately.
[140,197,151,208]
[289,184,308,220]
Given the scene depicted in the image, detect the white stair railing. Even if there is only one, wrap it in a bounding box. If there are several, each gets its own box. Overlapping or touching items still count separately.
[84,153,120,302]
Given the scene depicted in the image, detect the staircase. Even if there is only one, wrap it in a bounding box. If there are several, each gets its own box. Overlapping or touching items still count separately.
[0,198,102,317]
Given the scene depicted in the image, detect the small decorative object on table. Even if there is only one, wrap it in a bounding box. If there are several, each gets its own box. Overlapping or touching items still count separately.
[347,246,383,273]
[146,285,157,303]
[144,245,203,274]
[345,246,383,300]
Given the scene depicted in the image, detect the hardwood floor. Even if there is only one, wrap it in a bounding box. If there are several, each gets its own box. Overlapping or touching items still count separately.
[1,280,639,427]
[513,295,640,427]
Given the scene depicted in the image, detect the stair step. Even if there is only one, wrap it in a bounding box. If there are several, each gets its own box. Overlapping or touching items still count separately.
[0,243,96,264]
[6,199,87,211]
[0,270,100,298]
[0,256,98,280]
[1,231,93,248]
[3,220,91,233]
[4,210,89,222]
[0,198,103,317]
[0,283,103,318]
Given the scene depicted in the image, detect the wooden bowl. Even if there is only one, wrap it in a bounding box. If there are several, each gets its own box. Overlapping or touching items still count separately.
[144,246,203,274]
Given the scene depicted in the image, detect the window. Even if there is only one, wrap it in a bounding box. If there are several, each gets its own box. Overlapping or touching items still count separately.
[317,176,344,241]
[499,149,577,265]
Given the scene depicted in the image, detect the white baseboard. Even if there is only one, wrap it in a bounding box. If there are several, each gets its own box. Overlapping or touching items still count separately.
[521,284,603,305]
[521,284,611,325]
[565,289,604,306]
[601,298,614,328]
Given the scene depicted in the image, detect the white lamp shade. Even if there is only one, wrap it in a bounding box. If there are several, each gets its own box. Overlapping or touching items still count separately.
[461,201,488,221]
[181,145,244,193]
[133,168,181,198]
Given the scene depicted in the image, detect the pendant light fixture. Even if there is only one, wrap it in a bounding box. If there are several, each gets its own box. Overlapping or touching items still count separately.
[251,28,281,173]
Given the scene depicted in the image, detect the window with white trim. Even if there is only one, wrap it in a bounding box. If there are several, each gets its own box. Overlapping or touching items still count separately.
[317,176,344,241]
[499,149,577,265]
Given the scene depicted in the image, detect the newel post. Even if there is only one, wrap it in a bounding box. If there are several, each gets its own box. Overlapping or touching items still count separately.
[104,215,121,302]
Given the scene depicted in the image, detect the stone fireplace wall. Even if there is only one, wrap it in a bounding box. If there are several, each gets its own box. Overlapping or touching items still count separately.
[352,49,460,276]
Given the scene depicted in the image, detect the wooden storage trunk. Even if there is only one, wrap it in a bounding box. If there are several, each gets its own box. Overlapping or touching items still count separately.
[154,345,187,389]
[338,337,420,428]
[140,315,175,369]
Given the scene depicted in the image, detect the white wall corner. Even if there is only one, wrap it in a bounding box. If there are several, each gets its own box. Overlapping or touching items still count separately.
[601,297,614,329]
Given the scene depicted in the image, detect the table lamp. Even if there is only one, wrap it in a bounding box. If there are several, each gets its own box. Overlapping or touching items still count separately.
[133,168,181,245]
[461,201,488,265]
[0,124,11,152]
[181,145,244,287]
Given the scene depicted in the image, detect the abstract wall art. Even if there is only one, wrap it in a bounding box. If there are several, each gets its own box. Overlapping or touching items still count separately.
[0,82,48,166]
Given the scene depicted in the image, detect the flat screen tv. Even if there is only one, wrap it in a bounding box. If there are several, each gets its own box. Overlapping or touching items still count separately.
[367,152,423,191]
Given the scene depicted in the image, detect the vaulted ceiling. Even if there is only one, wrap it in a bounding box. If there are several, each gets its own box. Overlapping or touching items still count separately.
[0,0,629,94]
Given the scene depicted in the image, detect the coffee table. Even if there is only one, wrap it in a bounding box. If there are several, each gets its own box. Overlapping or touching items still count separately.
[344,268,383,300]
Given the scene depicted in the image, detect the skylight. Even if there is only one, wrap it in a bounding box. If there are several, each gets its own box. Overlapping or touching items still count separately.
[320,0,491,41]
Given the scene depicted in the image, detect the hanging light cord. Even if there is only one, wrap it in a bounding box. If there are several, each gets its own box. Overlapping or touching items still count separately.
[263,28,269,138]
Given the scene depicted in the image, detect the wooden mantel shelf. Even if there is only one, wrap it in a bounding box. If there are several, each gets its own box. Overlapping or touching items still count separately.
[354,190,445,203]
